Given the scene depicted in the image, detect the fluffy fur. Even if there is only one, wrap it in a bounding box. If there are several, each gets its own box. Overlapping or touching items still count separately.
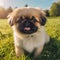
[7,7,50,58]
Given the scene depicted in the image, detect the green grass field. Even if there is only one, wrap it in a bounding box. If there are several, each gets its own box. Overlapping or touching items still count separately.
[0,17,60,60]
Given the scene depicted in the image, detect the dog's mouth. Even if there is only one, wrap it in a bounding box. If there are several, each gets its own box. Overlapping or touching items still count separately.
[17,20,38,34]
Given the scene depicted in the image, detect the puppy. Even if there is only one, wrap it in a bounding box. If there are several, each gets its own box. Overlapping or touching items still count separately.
[7,7,50,58]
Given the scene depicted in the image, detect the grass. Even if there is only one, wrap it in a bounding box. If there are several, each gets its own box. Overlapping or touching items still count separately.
[0,17,60,60]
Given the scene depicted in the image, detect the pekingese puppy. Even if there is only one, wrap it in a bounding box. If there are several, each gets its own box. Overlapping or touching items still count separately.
[7,7,50,58]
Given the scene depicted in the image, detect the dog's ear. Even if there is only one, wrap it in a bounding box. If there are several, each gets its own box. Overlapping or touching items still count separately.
[7,8,21,26]
[7,14,14,26]
[40,10,47,26]
[7,12,18,26]
[40,15,47,26]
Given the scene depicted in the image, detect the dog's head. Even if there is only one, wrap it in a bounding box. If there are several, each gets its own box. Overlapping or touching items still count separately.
[7,7,46,34]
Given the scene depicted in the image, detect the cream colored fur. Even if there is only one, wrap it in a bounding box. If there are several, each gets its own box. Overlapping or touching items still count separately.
[8,7,50,57]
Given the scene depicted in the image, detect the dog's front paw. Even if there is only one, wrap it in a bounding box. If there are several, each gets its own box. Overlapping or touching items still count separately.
[15,46,24,57]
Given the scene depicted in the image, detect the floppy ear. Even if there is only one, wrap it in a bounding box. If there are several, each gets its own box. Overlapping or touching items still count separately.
[7,14,14,26]
[7,14,15,26]
[7,8,22,26]
[40,11,47,26]
[40,15,47,26]
[7,13,17,26]
[8,18,14,26]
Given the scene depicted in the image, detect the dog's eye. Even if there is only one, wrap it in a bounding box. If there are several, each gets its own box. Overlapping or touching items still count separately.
[20,16,24,20]
[31,19,37,23]
[31,16,37,23]
[16,17,24,23]
[16,20,23,23]
[31,16,35,20]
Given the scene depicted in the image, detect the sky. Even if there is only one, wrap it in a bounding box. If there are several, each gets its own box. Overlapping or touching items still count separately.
[0,0,59,9]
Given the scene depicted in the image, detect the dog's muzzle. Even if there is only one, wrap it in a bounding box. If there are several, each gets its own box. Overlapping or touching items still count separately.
[17,20,38,34]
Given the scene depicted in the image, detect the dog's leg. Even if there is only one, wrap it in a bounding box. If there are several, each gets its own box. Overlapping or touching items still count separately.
[14,34,24,57]
[15,45,24,57]
[34,45,44,58]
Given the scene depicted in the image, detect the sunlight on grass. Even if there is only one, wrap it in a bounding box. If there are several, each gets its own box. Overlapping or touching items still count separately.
[0,17,60,60]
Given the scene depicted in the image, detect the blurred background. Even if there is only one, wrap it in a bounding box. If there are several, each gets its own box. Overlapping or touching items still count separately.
[0,0,60,19]
[0,0,60,60]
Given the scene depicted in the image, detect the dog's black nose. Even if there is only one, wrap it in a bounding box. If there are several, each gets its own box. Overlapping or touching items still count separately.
[24,21,31,27]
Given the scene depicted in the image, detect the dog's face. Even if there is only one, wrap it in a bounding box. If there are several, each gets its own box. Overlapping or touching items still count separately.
[7,7,46,34]
[16,16,38,34]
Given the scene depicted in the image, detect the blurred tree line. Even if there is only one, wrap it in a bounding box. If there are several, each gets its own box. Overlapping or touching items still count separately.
[45,1,60,17]
[0,6,13,19]
[0,1,60,19]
